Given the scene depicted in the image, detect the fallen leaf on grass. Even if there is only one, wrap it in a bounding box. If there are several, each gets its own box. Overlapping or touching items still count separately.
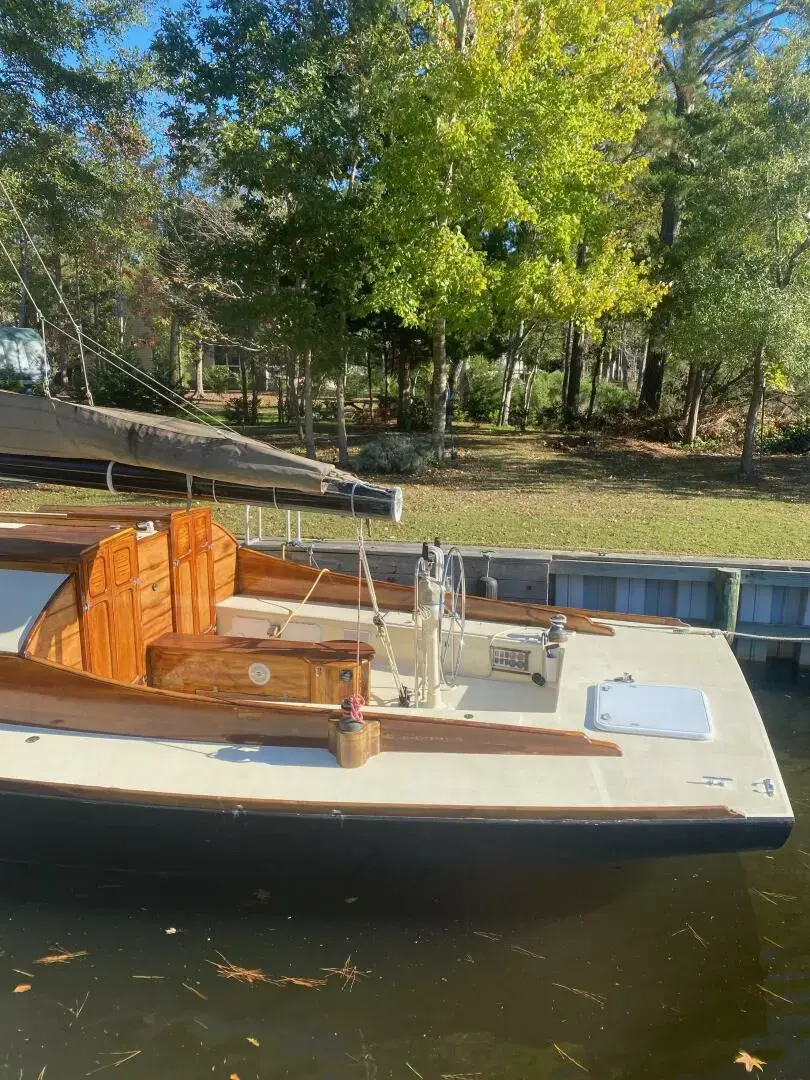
[13,983,31,993]
[36,949,88,965]
[734,1050,766,1072]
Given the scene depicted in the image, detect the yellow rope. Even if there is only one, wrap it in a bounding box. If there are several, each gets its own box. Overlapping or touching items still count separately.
[273,568,330,639]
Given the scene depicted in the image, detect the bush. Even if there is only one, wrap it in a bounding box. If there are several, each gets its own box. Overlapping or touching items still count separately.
[463,354,502,422]
[760,421,810,455]
[593,381,636,418]
[356,434,432,474]
[89,353,182,414]
[205,365,233,394]
[401,394,433,432]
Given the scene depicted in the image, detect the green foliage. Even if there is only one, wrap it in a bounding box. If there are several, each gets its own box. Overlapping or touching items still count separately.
[760,421,810,455]
[89,354,182,414]
[356,434,432,475]
[463,355,502,423]
[205,366,233,394]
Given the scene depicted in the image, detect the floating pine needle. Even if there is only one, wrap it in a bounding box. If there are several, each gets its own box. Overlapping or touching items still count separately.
[13,984,31,993]
[182,982,208,1000]
[472,931,501,941]
[132,975,165,981]
[750,889,797,905]
[12,968,34,978]
[36,949,88,966]
[763,936,784,950]
[553,1044,589,1073]
[509,945,545,960]
[275,975,327,989]
[57,990,90,1023]
[322,955,370,992]
[755,982,793,1005]
[551,982,607,1008]
[405,1064,424,1080]
[441,1073,482,1079]
[734,1050,766,1073]
[193,1018,208,1030]
[86,1050,141,1075]
[207,952,271,986]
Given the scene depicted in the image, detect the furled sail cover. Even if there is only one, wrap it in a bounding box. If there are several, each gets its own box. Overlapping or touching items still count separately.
[0,392,349,495]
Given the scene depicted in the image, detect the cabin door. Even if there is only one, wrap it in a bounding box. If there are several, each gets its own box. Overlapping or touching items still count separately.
[81,535,144,683]
[170,509,215,635]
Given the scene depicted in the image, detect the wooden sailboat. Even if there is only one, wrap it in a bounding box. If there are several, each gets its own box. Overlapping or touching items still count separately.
[0,391,794,872]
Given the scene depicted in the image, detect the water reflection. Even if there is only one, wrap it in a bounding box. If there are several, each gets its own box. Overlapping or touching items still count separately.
[1,683,807,1080]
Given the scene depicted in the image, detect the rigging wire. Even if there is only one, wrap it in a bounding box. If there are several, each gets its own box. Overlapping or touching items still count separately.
[0,177,244,433]
[0,176,93,404]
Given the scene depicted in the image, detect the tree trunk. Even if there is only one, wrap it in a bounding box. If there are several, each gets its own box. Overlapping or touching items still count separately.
[685,367,703,445]
[18,236,28,327]
[250,355,260,424]
[638,329,666,412]
[682,362,698,424]
[336,353,350,469]
[238,350,250,422]
[169,313,181,383]
[193,338,204,399]
[431,315,448,459]
[397,346,411,431]
[286,350,303,441]
[586,325,610,423]
[277,372,285,424]
[636,334,649,393]
[303,349,316,460]
[564,326,585,422]
[561,320,573,407]
[740,345,765,479]
[521,365,537,431]
[366,350,374,423]
[498,353,517,426]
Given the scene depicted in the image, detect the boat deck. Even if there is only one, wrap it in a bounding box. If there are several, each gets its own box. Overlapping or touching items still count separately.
[0,611,791,824]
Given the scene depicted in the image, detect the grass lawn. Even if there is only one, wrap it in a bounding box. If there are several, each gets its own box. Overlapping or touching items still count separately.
[2,426,809,560]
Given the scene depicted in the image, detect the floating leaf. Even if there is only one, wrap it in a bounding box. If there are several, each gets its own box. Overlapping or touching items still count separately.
[37,949,88,965]
[13,983,31,993]
[246,1037,260,1047]
[734,1050,766,1073]
[229,1074,241,1080]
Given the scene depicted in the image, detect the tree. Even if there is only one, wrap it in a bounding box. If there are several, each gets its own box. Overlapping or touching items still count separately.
[366,0,663,454]
[669,41,810,476]
[638,0,805,413]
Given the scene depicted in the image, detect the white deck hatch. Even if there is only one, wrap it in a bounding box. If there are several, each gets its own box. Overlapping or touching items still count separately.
[592,681,713,741]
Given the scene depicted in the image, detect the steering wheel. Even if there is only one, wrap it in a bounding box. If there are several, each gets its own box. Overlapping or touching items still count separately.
[439,546,466,684]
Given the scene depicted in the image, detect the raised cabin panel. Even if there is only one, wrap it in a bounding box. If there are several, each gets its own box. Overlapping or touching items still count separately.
[111,586,142,684]
[212,523,237,604]
[174,557,196,635]
[137,533,174,645]
[192,508,216,633]
[23,577,84,670]
[84,598,114,679]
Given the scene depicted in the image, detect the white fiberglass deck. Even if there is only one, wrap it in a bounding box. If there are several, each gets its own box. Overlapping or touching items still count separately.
[0,606,792,822]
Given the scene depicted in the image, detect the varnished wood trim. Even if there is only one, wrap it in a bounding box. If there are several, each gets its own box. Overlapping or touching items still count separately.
[237,548,622,636]
[20,575,76,656]
[0,654,621,757]
[0,775,745,822]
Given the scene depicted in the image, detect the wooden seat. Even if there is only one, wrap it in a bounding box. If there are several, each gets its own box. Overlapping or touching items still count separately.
[146,633,373,704]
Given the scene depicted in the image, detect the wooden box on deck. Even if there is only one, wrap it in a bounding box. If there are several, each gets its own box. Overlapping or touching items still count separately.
[146,633,373,705]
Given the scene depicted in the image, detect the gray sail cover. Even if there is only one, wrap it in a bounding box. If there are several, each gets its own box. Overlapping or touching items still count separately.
[0,392,350,494]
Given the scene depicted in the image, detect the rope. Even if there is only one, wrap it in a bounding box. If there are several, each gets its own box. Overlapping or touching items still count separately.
[356,523,408,704]
[347,693,365,723]
[272,568,330,639]
[37,311,51,397]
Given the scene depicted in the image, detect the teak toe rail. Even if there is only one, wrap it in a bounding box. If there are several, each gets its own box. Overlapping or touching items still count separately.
[0,655,621,761]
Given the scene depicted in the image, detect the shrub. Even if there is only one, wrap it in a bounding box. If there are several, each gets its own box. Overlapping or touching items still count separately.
[463,354,502,422]
[356,434,432,474]
[760,421,810,455]
[204,365,233,394]
[402,394,433,432]
[89,353,182,414]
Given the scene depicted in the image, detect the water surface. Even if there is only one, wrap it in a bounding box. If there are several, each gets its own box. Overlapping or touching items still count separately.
[2,680,808,1080]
